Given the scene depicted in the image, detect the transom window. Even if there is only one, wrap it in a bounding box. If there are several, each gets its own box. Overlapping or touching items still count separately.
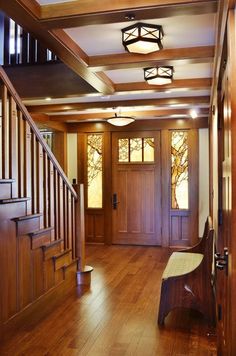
[118,137,154,162]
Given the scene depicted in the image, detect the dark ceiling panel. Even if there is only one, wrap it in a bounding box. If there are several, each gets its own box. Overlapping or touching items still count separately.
[4,62,97,99]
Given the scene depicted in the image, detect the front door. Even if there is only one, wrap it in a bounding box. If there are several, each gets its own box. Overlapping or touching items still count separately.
[112,131,161,245]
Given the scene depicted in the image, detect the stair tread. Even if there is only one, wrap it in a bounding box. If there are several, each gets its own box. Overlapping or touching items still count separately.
[12,213,42,222]
[0,197,30,204]
[53,248,72,260]
[29,227,54,237]
[63,258,79,269]
[42,238,63,250]
[0,179,15,183]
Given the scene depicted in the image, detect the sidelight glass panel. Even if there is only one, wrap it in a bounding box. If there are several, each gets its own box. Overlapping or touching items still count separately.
[144,138,154,162]
[130,138,142,162]
[87,134,103,208]
[171,131,189,209]
[118,138,129,162]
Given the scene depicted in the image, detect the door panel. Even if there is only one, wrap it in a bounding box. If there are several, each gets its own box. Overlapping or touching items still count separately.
[216,63,230,356]
[112,131,161,245]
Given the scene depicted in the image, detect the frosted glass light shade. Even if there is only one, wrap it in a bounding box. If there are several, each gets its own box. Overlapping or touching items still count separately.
[107,114,135,126]
[122,23,163,54]
[144,66,174,85]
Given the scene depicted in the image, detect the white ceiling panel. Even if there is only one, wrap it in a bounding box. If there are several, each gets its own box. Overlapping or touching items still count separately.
[105,63,213,84]
[24,89,210,107]
[65,13,216,56]
[36,0,74,4]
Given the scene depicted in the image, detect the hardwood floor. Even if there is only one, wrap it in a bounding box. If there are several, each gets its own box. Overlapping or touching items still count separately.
[0,245,217,355]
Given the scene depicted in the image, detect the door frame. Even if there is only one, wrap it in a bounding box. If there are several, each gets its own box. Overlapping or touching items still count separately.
[209,7,236,355]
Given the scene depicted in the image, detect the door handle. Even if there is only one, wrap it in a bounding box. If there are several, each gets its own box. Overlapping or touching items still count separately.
[112,193,119,209]
[215,247,228,275]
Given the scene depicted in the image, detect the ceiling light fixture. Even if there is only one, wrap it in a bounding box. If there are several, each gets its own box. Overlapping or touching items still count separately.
[122,22,164,54]
[144,66,174,85]
[107,113,135,126]
[190,109,198,119]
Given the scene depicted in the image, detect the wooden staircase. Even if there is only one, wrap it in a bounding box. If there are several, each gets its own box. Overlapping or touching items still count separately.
[0,66,82,339]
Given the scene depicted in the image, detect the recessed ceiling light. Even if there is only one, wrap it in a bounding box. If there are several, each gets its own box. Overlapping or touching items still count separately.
[45,97,52,101]
[190,109,198,119]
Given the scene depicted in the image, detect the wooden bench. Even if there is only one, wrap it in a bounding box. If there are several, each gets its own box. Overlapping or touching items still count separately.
[158,217,215,326]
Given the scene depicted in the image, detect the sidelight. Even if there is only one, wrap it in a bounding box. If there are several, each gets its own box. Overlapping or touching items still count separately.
[87,134,103,208]
[171,131,189,209]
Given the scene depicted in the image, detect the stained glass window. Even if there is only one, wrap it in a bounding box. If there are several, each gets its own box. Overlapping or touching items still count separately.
[144,138,155,161]
[171,131,189,209]
[130,138,142,161]
[118,137,154,163]
[87,134,103,208]
[118,139,129,162]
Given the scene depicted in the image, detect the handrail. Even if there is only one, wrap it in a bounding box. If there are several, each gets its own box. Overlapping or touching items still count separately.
[0,65,77,199]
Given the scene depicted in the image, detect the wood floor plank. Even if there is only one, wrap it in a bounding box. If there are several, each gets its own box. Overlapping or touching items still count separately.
[0,245,216,355]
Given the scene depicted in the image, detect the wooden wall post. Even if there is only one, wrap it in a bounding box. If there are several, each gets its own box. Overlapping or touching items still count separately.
[73,182,93,286]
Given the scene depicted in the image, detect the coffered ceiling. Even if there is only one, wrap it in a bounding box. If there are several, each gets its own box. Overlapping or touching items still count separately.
[0,0,218,124]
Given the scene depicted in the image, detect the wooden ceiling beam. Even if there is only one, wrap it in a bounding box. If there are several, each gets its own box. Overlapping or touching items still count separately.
[38,0,217,29]
[115,78,212,92]
[31,113,68,131]
[0,0,115,94]
[47,108,209,122]
[27,96,210,113]
[89,46,214,71]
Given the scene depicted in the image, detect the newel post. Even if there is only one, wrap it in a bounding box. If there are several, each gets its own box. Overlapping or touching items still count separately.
[73,182,93,286]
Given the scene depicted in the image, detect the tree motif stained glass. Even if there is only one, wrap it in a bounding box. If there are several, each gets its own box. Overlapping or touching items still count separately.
[171,131,189,209]
[118,137,154,163]
[118,138,129,162]
[87,134,103,208]
[130,138,142,161]
[144,138,154,161]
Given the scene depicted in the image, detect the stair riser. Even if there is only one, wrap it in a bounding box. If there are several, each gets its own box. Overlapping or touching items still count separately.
[43,242,63,260]
[16,218,40,236]
[0,184,12,199]
[31,232,52,250]
[54,251,72,271]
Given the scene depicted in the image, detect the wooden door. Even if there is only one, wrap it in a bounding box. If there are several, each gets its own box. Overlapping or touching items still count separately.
[217,64,230,356]
[112,131,161,245]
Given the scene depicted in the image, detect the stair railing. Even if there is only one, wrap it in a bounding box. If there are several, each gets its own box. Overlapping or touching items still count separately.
[0,65,79,261]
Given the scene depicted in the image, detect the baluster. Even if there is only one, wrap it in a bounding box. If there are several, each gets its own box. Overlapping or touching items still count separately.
[29,34,36,64]
[9,97,18,197]
[0,83,3,179]
[25,121,32,213]
[58,175,64,247]
[13,20,18,65]
[21,30,28,64]
[2,84,9,179]
[54,169,59,240]
[71,196,76,259]
[63,183,68,249]
[37,42,47,63]
[36,141,44,228]
[31,131,37,213]
[43,150,49,228]
[3,17,10,65]
[67,189,72,251]
[49,161,55,240]
[18,111,25,197]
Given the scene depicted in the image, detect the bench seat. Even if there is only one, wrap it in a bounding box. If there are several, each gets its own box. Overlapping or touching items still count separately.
[158,216,215,326]
[162,252,203,279]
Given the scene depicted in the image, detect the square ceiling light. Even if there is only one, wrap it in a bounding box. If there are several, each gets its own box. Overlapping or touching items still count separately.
[144,66,174,85]
[122,22,164,54]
